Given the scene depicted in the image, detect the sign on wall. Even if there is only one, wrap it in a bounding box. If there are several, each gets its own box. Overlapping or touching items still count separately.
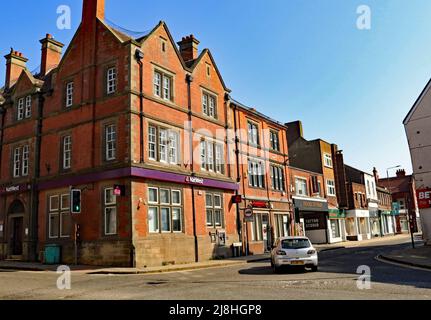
[417,188,431,209]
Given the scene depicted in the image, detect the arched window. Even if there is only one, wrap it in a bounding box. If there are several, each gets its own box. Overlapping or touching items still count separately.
[8,200,25,214]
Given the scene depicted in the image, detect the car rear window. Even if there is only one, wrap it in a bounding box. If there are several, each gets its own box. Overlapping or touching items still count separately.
[281,239,311,249]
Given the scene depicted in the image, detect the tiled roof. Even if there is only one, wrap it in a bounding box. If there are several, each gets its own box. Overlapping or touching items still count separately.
[378,176,411,194]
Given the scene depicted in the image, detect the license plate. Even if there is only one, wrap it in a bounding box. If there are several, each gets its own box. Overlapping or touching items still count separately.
[291,261,304,265]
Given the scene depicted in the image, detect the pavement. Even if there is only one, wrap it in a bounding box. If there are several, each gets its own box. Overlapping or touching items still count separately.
[0,253,270,275]
[0,234,421,275]
[379,244,431,270]
[1,235,430,300]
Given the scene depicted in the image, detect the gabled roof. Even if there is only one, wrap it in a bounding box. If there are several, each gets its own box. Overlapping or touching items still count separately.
[10,69,44,95]
[403,77,431,124]
[188,49,231,92]
[378,175,412,194]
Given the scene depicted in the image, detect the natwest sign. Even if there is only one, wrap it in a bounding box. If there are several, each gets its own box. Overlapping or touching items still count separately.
[0,184,31,195]
[185,176,204,185]
[417,188,431,209]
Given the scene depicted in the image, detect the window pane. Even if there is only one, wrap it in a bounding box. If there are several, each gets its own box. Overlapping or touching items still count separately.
[206,209,213,226]
[148,207,159,233]
[159,129,168,162]
[160,189,170,204]
[61,194,70,210]
[50,196,59,211]
[105,188,116,205]
[214,194,222,208]
[148,126,157,160]
[206,194,213,207]
[172,208,182,232]
[161,208,171,232]
[49,213,59,238]
[105,207,117,235]
[60,212,71,237]
[215,209,222,226]
[148,188,158,203]
[172,190,181,205]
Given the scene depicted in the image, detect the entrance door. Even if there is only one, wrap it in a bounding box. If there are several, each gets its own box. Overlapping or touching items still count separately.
[11,217,24,256]
[261,214,270,251]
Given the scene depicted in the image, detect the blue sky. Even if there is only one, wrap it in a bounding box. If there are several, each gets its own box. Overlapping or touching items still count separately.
[1,0,430,177]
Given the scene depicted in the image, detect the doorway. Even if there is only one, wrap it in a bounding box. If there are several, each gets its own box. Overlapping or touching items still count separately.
[11,217,24,256]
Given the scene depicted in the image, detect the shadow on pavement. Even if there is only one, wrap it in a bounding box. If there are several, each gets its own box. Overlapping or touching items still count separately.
[237,241,431,290]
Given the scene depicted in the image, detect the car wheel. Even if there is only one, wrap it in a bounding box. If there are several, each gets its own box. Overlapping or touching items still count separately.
[311,265,318,272]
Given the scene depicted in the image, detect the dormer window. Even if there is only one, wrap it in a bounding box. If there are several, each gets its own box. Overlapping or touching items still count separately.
[107,67,117,95]
[66,82,74,108]
[25,96,32,118]
[17,98,24,121]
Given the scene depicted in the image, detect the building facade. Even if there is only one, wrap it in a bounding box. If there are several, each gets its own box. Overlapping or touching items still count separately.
[286,121,345,244]
[376,186,395,236]
[377,169,420,235]
[0,0,241,267]
[404,81,431,244]
[230,100,292,255]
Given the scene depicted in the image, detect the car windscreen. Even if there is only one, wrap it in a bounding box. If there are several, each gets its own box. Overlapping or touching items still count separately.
[281,239,311,249]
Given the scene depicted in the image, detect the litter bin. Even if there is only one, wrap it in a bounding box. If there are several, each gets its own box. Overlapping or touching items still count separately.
[44,244,61,265]
[231,242,243,257]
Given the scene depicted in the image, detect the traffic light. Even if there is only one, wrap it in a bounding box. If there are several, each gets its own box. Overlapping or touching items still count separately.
[75,224,81,241]
[71,189,81,214]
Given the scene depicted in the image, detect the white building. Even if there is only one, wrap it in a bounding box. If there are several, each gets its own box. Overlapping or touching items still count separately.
[404,80,431,245]
[364,172,380,237]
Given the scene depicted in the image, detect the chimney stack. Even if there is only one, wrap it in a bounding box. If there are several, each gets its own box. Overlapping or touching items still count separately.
[177,35,200,62]
[4,48,28,89]
[285,120,304,146]
[82,0,105,24]
[396,169,406,178]
[40,34,64,76]
[373,167,379,182]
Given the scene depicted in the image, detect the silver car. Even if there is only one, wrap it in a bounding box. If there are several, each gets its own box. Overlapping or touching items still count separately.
[271,236,318,273]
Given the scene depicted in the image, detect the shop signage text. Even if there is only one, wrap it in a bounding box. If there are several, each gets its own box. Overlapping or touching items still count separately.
[185,176,205,185]
[294,198,328,212]
[0,184,31,195]
[417,188,431,209]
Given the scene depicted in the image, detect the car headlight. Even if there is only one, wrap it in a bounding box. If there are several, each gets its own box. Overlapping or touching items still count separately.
[307,250,316,255]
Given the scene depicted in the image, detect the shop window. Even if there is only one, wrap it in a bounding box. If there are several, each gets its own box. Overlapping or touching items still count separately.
[148,187,183,233]
[48,193,71,239]
[206,193,224,228]
[104,188,117,235]
[274,214,289,240]
[330,219,341,238]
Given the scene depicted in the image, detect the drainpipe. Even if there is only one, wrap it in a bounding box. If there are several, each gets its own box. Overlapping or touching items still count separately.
[232,103,247,255]
[186,74,199,263]
[0,105,5,176]
[29,91,45,261]
[135,49,145,163]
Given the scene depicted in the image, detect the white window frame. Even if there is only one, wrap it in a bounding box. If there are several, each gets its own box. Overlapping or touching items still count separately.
[62,135,72,170]
[295,177,308,196]
[17,98,24,121]
[270,130,280,151]
[107,67,117,95]
[49,194,70,239]
[248,159,265,188]
[66,82,74,107]
[324,153,333,168]
[326,179,336,196]
[202,92,217,119]
[147,187,183,233]
[247,121,259,145]
[13,147,21,178]
[153,72,162,97]
[206,193,224,228]
[25,96,32,118]
[271,165,285,191]
[104,187,117,236]
[148,125,157,160]
[105,124,117,161]
[153,70,173,102]
[22,145,29,176]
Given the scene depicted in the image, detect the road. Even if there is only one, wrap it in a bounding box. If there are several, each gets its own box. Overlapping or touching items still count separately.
[0,236,430,300]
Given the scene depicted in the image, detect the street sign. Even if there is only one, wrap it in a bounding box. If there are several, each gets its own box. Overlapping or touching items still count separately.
[244,206,253,222]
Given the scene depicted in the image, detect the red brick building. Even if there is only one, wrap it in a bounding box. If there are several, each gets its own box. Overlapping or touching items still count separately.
[0,0,240,267]
[230,100,292,255]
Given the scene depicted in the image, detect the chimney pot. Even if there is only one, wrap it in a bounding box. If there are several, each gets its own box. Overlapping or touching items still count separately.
[39,34,64,76]
[177,34,200,62]
[4,49,28,88]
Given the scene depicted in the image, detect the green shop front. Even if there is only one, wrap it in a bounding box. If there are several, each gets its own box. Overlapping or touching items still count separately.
[327,209,346,243]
